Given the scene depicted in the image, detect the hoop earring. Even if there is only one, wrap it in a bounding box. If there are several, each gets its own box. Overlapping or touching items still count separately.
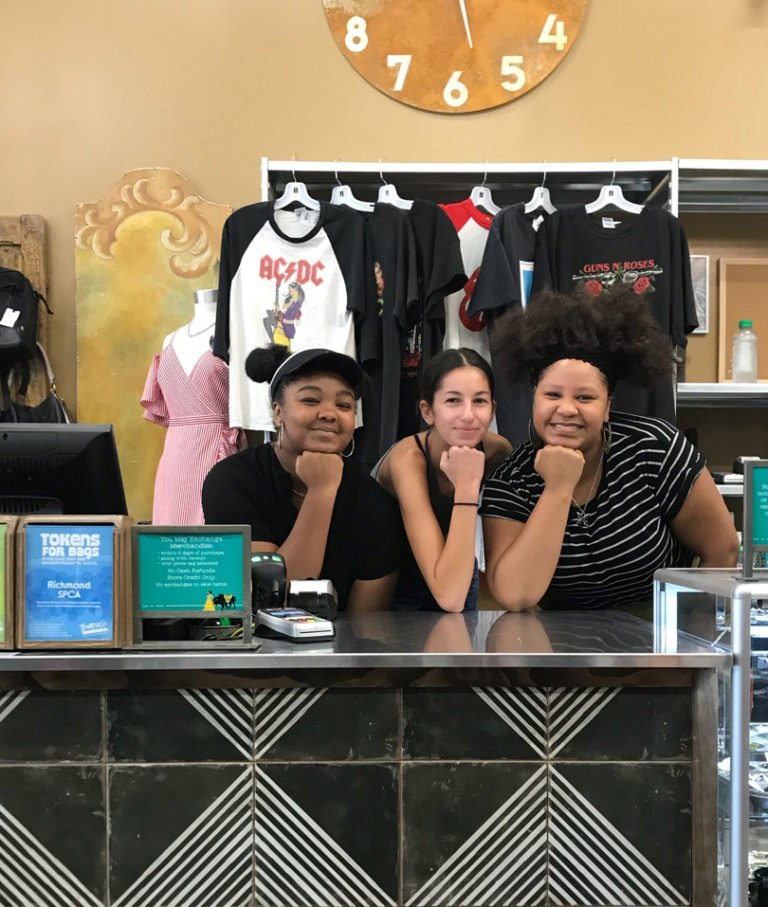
[602,421,612,453]
[274,425,283,450]
[342,436,355,459]
[528,419,542,449]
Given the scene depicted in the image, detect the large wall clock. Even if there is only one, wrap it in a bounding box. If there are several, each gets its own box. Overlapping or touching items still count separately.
[323,0,588,114]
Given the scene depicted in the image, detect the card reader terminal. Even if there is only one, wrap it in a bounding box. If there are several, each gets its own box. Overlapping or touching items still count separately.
[256,607,335,641]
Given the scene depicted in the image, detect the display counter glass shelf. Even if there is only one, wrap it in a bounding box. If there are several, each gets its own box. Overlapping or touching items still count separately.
[654,567,768,907]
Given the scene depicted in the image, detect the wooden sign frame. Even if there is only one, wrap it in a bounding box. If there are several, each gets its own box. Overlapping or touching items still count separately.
[130,524,253,649]
[0,516,18,649]
[16,515,130,649]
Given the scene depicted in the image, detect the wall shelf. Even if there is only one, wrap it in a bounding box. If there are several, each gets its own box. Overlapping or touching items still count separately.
[677,382,768,407]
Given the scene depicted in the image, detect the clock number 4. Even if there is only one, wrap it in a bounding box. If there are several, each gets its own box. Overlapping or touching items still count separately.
[345,16,369,52]
[538,14,568,51]
[387,55,412,92]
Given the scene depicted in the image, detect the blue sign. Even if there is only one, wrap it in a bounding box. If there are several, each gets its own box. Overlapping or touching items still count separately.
[24,524,114,642]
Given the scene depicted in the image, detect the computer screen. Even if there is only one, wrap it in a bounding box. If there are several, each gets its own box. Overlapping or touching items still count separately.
[0,423,128,515]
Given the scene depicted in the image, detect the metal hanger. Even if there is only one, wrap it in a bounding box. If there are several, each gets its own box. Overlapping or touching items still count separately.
[585,163,643,214]
[524,162,556,214]
[376,160,412,210]
[469,164,501,215]
[273,158,320,211]
[330,162,374,212]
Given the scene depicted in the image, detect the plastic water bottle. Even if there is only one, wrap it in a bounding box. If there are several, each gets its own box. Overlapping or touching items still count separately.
[732,319,758,382]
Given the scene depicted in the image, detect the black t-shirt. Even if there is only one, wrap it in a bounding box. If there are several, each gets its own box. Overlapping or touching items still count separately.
[202,444,403,610]
[470,203,546,444]
[356,203,419,469]
[531,206,698,423]
[398,200,466,438]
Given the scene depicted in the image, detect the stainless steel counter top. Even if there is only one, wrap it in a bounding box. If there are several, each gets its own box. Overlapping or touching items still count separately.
[0,610,729,671]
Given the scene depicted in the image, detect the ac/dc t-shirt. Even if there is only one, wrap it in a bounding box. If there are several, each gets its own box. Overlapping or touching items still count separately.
[213,201,375,431]
[531,206,698,421]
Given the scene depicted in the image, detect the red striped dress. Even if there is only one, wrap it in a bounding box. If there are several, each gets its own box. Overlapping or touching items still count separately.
[141,347,246,524]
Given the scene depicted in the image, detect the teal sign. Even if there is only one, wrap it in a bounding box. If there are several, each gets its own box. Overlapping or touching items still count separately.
[138,532,245,611]
[753,467,768,546]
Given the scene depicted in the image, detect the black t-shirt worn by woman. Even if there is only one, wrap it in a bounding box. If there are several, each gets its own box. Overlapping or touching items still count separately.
[202,443,403,610]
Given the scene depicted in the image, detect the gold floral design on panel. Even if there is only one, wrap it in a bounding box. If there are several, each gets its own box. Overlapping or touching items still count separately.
[75,168,229,279]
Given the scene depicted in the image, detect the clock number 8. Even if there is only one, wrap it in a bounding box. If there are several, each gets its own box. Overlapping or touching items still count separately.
[345,16,369,53]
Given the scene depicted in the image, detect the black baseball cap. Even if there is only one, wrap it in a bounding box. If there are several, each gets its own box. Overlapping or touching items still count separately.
[269,348,365,401]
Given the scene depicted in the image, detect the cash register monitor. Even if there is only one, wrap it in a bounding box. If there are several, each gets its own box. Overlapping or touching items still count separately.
[0,423,128,515]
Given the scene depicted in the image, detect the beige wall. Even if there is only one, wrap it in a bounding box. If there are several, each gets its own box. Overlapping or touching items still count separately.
[3,0,768,405]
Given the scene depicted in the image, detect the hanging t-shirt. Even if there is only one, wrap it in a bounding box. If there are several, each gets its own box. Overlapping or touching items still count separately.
[353,203,419,468]
[398,200,466,438]
[439,198,494,359]
[470,203,548,444]
[531,206,698,422]
[213,201,375,431]
[470,203,542,316]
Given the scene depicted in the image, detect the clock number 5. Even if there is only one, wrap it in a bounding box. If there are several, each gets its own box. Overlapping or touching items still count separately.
[501,56,526,92]
[345,16,369,52]
[387,55,412,92]
[443,71,469,107]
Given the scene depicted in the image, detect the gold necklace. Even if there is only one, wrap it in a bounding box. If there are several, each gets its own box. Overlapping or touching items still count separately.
[290,486,306,499]
[572,460,602,528]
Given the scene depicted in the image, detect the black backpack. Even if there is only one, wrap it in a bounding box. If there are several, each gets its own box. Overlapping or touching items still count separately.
[0,266,50,365]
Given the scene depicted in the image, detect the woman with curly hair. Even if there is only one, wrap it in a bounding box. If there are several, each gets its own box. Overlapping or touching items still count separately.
[481,289,738,611]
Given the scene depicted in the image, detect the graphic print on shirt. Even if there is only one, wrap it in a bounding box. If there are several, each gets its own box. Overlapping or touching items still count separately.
[259,254,327,350]
[458,268,485,331]
[573,258,664,298]
[375,261,385,316]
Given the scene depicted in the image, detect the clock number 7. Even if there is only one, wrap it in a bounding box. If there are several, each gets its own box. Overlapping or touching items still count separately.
[387,55,412,92]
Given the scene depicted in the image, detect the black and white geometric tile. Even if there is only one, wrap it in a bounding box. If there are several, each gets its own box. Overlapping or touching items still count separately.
[0,683,696,907]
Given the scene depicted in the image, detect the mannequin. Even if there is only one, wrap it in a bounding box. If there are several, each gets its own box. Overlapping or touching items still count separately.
[142,288,245,525]
[163,288,218,376]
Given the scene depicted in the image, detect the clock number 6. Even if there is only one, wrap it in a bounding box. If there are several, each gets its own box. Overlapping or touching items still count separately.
[387,55,412,92]
[501,56,526,92]
[345,16,369,52]
[443,71,469,107]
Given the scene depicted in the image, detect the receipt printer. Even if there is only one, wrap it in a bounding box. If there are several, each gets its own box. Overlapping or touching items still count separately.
[288,579,338,621]
[251,553,287,610]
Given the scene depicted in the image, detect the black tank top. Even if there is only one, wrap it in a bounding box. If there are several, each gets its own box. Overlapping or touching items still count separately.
[413,431,454,536]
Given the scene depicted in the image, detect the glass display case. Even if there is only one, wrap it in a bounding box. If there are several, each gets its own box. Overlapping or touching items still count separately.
[655,567,768,907]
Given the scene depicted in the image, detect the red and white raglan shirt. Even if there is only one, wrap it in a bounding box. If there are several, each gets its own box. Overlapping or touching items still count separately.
[439,199,494,359]
[213,201,375,431]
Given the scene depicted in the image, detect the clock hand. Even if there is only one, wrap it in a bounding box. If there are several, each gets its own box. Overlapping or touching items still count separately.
[457,0,474,48]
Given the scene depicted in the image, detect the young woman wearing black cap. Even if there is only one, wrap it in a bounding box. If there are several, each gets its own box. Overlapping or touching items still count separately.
[202,345,402,611]
[481,289,739,612]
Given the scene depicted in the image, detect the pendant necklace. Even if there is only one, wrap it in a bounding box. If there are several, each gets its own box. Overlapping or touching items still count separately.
[572,461,602,528]
[187,321,216,337]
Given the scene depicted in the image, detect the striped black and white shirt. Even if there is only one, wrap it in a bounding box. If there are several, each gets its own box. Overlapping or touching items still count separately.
[480,412,705,610]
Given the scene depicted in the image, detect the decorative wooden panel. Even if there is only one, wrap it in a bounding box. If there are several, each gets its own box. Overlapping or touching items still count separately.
[75,169,231,522]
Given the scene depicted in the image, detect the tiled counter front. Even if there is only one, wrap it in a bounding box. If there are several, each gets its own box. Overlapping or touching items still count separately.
[0,673,712,907]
